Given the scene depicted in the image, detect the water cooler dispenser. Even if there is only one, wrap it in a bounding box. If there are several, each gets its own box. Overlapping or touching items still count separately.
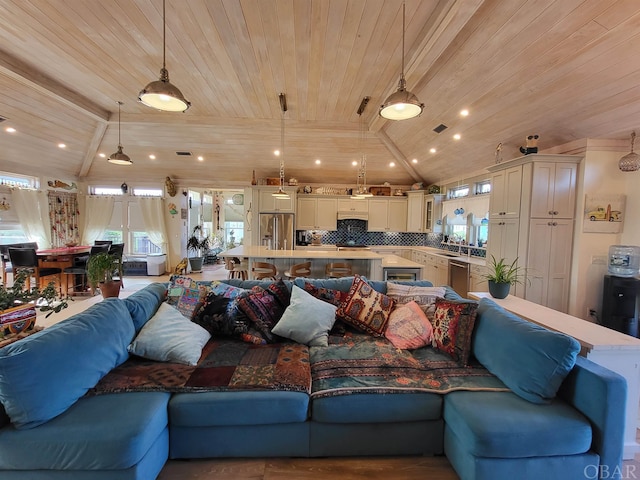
[600,245,640,337]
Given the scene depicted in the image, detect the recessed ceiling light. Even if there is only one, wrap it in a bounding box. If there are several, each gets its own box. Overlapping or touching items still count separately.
[453,134,461,140]
[149,154,156,160]
[460,109,469,117]
[58,143,66,148]
[197,156,204,161]
[429,148,436,154]
[98,153,106,158]
[389,162,395,167]
[315,159,321,165]
[352,160,358,166]
[412,158,418,164]
[274,149,280,156]
[5,127,16,133]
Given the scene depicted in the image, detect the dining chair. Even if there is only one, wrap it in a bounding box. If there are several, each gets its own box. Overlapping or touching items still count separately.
[325,262,353,278]
[284,261,311,279]
[94,240,113,247]
[225,258,248,281]
[1,242,38,285]
[251,261,278,280]
[9,247,62,291]
[108,243,125,287]
[63,244,110,295]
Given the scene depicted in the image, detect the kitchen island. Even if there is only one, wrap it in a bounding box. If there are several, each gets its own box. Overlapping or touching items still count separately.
[219,246,423,281]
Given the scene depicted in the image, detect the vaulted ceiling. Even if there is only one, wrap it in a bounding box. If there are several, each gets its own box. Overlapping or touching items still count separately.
[0,0,638,188]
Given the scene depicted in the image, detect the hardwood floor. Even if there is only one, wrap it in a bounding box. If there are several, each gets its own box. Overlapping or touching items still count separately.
[158,456,459,480]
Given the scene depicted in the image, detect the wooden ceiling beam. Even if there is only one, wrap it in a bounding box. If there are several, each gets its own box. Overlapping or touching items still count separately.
[375,129,424,184]
[0,49,109,123]
[79,122,108,178]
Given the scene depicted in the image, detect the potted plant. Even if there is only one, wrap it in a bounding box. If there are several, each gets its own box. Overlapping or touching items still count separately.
[186,225,211,273]
[86,252,122,298]
[0,270,69,336]
[482,255,527,299]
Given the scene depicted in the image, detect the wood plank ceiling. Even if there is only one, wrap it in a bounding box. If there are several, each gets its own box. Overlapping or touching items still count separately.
[0,0,638,188]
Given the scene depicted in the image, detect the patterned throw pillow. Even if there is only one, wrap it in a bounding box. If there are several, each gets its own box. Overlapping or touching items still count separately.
[303,282,348,307]
[386,283,446,318]
[192,293,250,338]
[237,284,290,343]
[431,298,478,366]
[175,285,210,320]
[166,275,198,305]
[336,275,395,337]
[385,301,434,350]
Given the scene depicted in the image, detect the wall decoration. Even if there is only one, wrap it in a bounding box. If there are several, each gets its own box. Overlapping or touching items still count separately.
[165,176,177,197]
[181,208,187,220]
[583,194,626,233]
[0,197,10,211]
[47,179,77,190]
[168,202,178,216]
[121,182,128,194]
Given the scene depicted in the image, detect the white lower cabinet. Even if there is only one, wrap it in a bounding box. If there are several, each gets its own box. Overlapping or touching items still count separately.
[469,264,487,293]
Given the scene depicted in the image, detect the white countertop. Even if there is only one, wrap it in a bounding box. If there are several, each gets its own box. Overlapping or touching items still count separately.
[381,255,423,269]
[469,292,640,352]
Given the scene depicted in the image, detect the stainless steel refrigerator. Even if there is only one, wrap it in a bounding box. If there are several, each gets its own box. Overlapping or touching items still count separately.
[259,213,295,250]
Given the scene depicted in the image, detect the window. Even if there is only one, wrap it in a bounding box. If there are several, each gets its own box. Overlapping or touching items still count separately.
[0,171,37,189]
[225,221,244,248]
[0,173,36,243]
[449,185,469,199]
[475,180,491,195]
[92,187,162,256]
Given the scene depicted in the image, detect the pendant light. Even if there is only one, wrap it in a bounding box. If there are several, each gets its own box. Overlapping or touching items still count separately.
[138,0,191,112]
[108,101,132,165]
[619,131,640,172]
[352,97,374,199]
[273,93,290,199]
[379,1,424,120]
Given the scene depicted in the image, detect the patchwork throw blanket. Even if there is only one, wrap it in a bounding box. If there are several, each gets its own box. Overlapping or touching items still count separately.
[310,333,509,398]
[87,339,312,396]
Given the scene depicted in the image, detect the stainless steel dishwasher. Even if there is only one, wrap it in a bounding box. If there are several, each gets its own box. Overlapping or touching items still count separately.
[448,259,470,297]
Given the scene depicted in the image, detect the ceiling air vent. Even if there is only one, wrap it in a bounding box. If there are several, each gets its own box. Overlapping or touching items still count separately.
[433,124,448,133]
[175,151,192,156]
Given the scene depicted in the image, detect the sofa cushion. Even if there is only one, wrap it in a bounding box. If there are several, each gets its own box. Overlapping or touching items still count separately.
[0,299,134,429]
[444,391,592,458]
[384,301,433,350]
[166,275,198,304]
[311,392,442,423]
[293,276,358,293]
[473,297,580,404]
[128,302,211,366]
[431,298,478,366]
[169,391,309,427]
[0,392,169,470]
[237,286,288,343]
[386,283,446,316]
[336,275,395,336]
[301,281,348,307]
[272,285,337,346]
[175,285,210,320]
[123,282,167,332]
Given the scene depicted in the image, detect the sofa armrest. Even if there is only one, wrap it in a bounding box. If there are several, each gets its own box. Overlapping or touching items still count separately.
[557,355,626,474]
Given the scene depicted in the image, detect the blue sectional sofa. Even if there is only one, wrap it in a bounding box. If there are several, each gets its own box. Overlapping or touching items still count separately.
[0,279,627,480]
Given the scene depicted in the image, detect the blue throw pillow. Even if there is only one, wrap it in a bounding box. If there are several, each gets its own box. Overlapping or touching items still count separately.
[473,297,580,404]
[0,299,134,429]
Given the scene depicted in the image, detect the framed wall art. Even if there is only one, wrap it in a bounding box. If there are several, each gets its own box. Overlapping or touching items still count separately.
[583,194,626,233]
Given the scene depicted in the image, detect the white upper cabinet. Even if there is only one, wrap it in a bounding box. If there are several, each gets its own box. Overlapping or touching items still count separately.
[489,165,523,218]
[367,198,407,232]
[296,197,337,230]
[258,188,296,212]
[529,162,577,219]
[406,191,425,232]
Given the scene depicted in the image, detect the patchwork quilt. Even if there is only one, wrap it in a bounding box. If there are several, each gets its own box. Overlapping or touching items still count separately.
[310,332,509,398]
[87,339,312,395]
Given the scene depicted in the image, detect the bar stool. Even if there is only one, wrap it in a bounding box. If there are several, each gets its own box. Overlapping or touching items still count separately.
[226,258,248,281]
[325,262,352,278]
[252,261,278,280]
[285,261,311,279]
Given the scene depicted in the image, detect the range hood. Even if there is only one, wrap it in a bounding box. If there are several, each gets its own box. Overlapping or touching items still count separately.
[337,211,369,221]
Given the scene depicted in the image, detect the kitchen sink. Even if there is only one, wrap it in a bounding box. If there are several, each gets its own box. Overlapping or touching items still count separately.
[439,253,461,257]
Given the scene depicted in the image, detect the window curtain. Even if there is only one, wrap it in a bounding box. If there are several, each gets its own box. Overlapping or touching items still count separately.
[139,197,168,253]
[11,189,52,248]
[48,191,79,247]
[82,196,115,245]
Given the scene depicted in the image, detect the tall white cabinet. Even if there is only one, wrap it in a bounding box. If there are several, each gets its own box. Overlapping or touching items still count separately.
[487,154,581,312]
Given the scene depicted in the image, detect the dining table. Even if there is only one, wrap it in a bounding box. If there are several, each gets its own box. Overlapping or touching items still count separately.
[36,246,91,295]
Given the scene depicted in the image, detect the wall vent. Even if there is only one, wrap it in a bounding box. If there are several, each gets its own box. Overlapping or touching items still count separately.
[433,124,448,133]
[175,151,192,156]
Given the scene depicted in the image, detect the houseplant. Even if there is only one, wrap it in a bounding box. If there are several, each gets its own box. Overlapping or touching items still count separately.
[187,225,211,273]
[86,252,122,298]
[0,270,69,336]
[483,255,527,299]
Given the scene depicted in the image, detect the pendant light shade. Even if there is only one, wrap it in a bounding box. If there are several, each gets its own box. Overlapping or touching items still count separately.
[619,131,640,172]
[273,93,290,199]
[138,0,191,112]
[108,101,132,165]
[379,1,424,121]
